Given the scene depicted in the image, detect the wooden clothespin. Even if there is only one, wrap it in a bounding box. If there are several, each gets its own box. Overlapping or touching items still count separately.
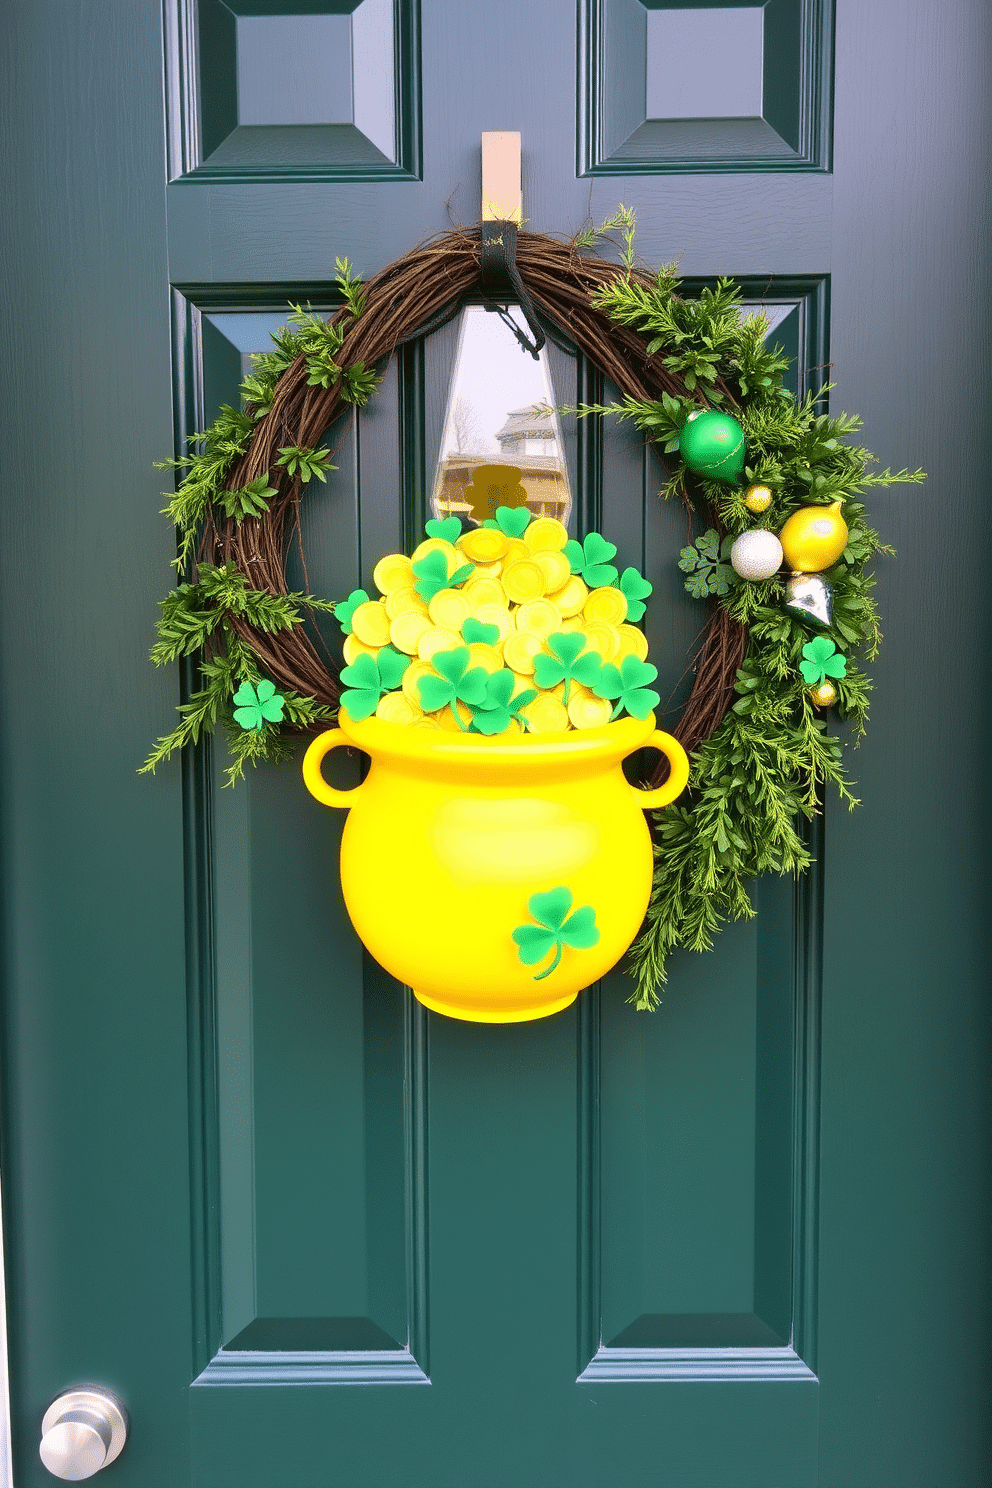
[481,131,523,225]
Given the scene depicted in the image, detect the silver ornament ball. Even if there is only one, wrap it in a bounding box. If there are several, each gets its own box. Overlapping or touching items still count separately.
[730,530,784,581]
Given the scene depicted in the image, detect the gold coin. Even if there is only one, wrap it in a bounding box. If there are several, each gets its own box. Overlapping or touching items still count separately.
[411,713,442,730]
[373,553,414,595]
[584,586,628,626]
[385,584,428,620]
[376,692,422,725]
[458,527,509,563]
[343,633,380,665]
[468,560,503,578]
[467,642,502,674]
[503,559,547,603]
[568,692,613,729]
[556,615,584,634]
[523,517,569,553]
[418,626,462,662]
[502,630,544,674]
[520,695,570,733]
[514,599,560,638]
[436,700,473,731]
[411,537,459,567]
[463,577,507,610]
[472,603,513,643]
[428,588,471,630]
[351,600,392,648]
[616,624,649,661]
[402,659,435,705]
[582,621,621,663]
[535,549,571,594]
[547,574,587,617]
[389,611,433,655]
[501,538,533,567]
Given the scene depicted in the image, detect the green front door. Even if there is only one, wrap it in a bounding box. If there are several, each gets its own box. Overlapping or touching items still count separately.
[2,2,989,1484]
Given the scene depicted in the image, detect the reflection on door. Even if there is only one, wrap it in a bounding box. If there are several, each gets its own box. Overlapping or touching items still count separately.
[430,305,572,526]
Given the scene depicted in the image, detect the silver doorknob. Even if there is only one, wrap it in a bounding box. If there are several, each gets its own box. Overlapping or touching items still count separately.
[39,1389,127,1480]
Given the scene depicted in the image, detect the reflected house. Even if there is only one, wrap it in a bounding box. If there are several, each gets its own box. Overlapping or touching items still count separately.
[433,405,570,524]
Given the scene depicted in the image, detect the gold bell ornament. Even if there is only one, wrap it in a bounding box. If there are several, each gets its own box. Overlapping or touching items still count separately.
[743,483,773,514]
[809,680,839,708]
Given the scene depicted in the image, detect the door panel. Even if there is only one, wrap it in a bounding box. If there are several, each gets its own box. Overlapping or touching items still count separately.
[2,1,989,1486]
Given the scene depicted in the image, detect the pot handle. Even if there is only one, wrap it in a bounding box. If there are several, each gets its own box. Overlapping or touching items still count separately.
[631,730,690,809]
[302,729,366,809]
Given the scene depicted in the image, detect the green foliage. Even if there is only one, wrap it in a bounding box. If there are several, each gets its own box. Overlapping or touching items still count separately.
[583,219,925,1007]
[276,444,335,484]
[216,475,278,522]
[679,529,736,597]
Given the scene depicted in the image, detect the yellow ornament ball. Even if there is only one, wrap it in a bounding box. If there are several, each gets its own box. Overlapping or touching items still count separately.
[744,483,773,514]
[780,499,849,572]
[809,679,838,708]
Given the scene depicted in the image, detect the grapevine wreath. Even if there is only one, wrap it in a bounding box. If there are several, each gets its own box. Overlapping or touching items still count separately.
[144,213,923,1008]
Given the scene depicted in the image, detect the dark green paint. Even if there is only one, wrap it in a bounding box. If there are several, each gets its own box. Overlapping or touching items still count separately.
[1,2,990,1485]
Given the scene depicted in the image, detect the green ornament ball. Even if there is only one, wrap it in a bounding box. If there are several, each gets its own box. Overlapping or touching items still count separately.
[678,410,746,483]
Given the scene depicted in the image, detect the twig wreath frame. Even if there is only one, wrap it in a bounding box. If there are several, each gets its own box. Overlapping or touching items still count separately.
[145,214,923,1007]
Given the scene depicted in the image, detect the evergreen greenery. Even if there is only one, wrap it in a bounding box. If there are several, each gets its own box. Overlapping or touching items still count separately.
[577,235,924,1007]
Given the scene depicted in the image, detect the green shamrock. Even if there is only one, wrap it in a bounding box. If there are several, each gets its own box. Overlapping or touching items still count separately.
[232,679,286,731]
[469,670,537,735]
[334,588,371,635]
[339,647,411,721]
[532,632,603,703]
[512,887,600,981]
[563,532,619,588]
[482,505,532,536]
[461,617,501,646]
[411,549,475,602]
[593,655,660,720]
[416,646,489,730]
[424,516,463,542]
[678,530,736,599]
[617,567,653,622]
[799,636,847,686]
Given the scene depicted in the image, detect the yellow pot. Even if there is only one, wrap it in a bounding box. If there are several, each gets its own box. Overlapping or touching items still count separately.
[302,712,689,1023]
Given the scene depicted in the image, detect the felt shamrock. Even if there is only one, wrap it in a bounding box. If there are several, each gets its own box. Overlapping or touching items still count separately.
[512,887,600,981]
[340,647,411,722]
[482,505,532,537]
[232,679,286,731]
[469,670,537,735]
[678,530,736,598]
[416,646,489,730]
[334,588,371,635]
[532,632,603,703]
[617,566,653,622]
[799,636,847,686]
[461,617,501,646]
[412,550,475,602]
[593,655,661,720]
[424,516,463,542]
[563,532,619,588]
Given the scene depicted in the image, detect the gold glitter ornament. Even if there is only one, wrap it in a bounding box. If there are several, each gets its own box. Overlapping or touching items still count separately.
[809,680,838,708]
[744,484,773,514]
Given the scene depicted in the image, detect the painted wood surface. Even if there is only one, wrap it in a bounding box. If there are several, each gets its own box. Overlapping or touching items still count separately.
[1,2,989,1484]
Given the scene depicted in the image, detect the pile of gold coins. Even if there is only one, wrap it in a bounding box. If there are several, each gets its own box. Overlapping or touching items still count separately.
[341,515,652,734]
